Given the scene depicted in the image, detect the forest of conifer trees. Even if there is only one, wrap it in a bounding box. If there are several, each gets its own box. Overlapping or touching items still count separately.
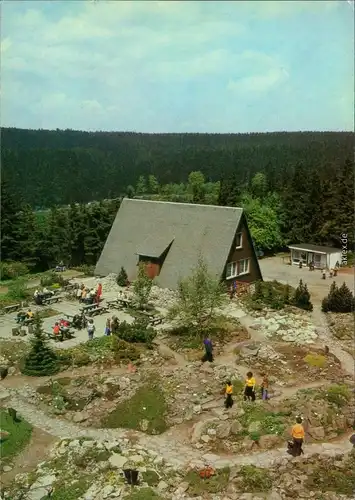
[1,127,354,273]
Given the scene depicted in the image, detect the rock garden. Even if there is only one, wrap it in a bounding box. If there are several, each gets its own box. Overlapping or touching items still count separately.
[0,265,354,500]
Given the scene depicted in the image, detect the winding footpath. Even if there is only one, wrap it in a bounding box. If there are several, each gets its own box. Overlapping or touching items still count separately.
[3,393,353,470]
[1,302,353,471]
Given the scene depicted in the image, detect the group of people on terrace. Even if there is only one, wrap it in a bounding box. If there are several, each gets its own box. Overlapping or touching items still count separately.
[203,336,305,456]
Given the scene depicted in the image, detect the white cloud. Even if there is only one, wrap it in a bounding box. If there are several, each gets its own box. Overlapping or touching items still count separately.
[227,67,289,94]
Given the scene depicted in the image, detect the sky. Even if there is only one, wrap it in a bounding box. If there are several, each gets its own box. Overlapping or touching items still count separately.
[1,0,354,133]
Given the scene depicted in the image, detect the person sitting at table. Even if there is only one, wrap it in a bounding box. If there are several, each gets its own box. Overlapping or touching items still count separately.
[26,309,34,320]
[16,311,27,324]
[81,287,87,303]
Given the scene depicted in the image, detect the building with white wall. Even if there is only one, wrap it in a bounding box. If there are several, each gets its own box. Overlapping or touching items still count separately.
[288,243,342,269]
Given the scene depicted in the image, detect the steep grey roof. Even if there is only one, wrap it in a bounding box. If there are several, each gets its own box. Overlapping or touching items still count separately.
[95,199,243,290]
[288,243,341,254]
[136,235,174,258]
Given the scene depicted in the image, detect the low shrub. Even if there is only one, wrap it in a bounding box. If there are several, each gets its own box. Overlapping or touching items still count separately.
[185,467,230,495]
[304,353,327,369]
[322,282,354,313]
[0,261,29,281]
[238,465,273,492]
[248,280,296,311]
[41,272,69,287]
[117,318,157,345]
[111,337,141,363]
[323,384,351,407]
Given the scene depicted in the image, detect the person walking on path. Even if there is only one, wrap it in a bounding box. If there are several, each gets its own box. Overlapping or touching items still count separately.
[244,371,256,401]
[260,372,269,400]
[202,337,213,363]
[288,416,305,456]
[87,319,95,340]
[105,317,111,336]
[96,283,102,304]
[224,380,234,409]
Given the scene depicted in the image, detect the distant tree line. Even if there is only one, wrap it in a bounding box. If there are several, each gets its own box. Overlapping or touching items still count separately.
[1,128,354,273]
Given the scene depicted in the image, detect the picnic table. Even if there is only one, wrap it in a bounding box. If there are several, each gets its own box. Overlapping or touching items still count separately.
[85,305,109,317]
[45,328,73,342]
[3,304,21,314]
[150,316,163,326]
[64,283,76,292]
[42,295,62,305]
[117,297,131,308]
[80,303,99,313]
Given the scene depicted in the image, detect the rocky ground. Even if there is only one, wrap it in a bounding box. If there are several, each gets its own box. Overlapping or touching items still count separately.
[0,273,354,500]
[3,436,355,500]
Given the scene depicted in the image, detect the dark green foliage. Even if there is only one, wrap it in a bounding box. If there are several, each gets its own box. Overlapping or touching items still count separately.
[293,279,313,311]
[322,282,354,313]
[116,318,157,345]
[0,262,29,280]
[0,177,22,262]
[1,129,354,266]
[40,272,68,287]
[21,315,59,376]
[249,280,298,310]
[111,337,141,363]
[116,266,128,286]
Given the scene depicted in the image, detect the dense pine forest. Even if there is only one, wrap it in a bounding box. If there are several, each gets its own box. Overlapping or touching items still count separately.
[1,127,354,275]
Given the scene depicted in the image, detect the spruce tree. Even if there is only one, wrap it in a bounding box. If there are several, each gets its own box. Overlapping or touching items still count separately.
[0,178,21,261]
[117,266,128,286]
[293,280,313,311]
[21,315,59,376]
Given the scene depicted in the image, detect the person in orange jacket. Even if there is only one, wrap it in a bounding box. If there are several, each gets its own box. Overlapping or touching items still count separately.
[289,416,305,456]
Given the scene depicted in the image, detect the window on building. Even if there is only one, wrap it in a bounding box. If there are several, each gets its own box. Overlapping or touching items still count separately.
[238,258,249,275]
[226,261,237,279]
[235,232,242,249]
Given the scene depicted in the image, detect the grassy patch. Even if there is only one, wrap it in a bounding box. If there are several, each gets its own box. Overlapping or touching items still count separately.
[240,404,289,438]
[185,467,230,495]
[124,488,163,500]
[238,465,273,492]
[322,384,351,407]
[0,340,29,366]
[73,447,111,468]
[306,456,355,495]
[304,353,327,369]
[142,470,160,486]
[0,410,33,464]
[51,477,91,500]
[101,375,168,435]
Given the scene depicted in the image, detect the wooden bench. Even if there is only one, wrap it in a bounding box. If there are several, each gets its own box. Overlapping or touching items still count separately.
[64,284,76,292]
[23,317,34,326]
[42,296,62,305]
[45,329,73,342]
[80,303,99,314]
[117,298,131,308]
[86,306,109,317]
[106,299,120,309]
[3,304,21,314]
[150,317,163,327]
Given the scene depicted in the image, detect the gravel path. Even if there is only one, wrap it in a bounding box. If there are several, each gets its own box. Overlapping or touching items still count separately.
[4,394,353,470]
